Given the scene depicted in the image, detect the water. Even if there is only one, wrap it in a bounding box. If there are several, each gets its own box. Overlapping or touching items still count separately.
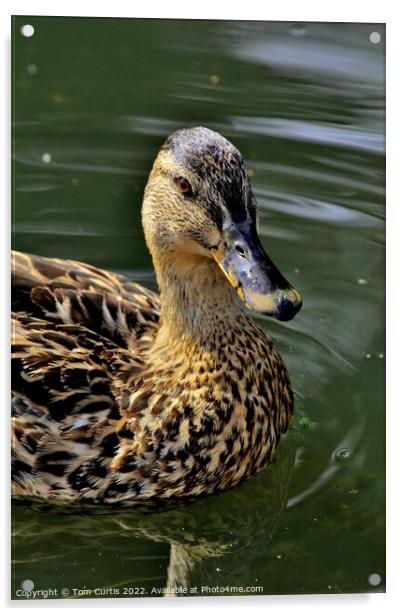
[11,17,385,597]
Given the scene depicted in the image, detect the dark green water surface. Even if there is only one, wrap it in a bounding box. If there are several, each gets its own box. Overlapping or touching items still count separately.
[11,17,385,598]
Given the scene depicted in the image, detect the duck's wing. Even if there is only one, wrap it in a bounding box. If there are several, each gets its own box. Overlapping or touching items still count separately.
[12,251,160,349]
[11,311,136,500]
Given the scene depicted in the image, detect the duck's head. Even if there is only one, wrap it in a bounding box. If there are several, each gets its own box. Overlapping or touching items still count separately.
[142,127,302,322]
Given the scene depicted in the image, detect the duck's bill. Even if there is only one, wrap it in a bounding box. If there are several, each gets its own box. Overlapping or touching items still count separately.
[211,222,302,321]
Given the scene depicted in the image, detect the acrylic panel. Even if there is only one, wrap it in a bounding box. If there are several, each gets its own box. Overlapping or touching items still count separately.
[11,16,385,600]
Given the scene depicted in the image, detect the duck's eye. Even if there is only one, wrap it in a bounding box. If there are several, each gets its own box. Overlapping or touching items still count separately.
[175,177,193,196]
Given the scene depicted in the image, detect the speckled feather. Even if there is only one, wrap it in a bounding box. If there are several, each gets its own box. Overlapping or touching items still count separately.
[11,252,293,503]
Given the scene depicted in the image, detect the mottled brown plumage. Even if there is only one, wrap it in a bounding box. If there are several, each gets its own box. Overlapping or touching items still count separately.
[11,127,301,504]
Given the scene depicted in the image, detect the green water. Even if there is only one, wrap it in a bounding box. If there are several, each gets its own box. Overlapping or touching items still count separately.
[11,17,385,598]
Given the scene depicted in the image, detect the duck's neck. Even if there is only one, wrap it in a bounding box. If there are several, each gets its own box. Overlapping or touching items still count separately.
[152,251,242,351]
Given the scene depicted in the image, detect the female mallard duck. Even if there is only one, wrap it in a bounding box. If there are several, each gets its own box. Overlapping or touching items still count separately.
[12,126,302,504]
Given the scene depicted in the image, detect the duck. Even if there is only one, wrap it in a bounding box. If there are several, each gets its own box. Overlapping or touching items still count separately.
[11,126,302,504]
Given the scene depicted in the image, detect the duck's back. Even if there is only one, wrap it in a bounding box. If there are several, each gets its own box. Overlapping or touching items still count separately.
[12,251,161,347]
[11,251,160,501]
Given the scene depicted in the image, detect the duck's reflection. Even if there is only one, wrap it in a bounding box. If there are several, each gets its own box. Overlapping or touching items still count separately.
[12,442,294,598]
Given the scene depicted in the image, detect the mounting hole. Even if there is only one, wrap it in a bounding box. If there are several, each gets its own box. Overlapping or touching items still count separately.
[21,579,34,591]
[368,573,381,586]
[369,31,381,45]
[20,24,35,38]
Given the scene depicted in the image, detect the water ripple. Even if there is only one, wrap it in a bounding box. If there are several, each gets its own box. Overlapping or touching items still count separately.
[232,116,384,154]
[257,189,379,226]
